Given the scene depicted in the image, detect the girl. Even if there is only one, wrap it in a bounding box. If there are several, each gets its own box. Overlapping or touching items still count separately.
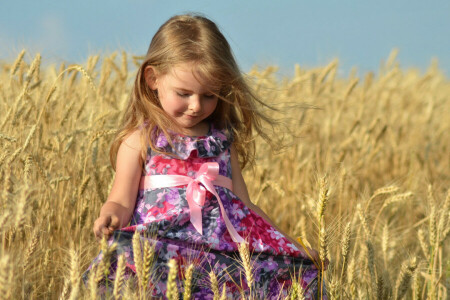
[84,14,328,299]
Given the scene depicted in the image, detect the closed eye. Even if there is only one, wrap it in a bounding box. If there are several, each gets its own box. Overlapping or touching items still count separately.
[176,92,190,98]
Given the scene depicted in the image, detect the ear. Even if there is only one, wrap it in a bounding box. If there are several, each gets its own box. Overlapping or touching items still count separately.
[144,66,158,90]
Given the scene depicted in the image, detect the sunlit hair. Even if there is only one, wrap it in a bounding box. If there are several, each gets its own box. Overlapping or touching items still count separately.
[110,13,277,169]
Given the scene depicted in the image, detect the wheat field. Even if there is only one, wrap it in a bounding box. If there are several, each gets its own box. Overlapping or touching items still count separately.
[0,49,448,299]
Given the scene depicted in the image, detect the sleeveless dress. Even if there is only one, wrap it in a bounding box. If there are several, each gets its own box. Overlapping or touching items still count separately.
[83,125,325,299]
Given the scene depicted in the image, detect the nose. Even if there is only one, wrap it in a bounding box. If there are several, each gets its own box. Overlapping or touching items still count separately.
[188,95,201,113]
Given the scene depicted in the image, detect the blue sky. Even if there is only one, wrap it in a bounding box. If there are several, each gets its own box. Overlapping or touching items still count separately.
[1,1,448,77]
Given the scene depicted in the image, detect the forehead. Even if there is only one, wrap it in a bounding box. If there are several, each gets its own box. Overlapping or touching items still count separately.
[164,62,218,91]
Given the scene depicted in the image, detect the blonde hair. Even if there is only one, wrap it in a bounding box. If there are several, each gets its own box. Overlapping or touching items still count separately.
[110,13,276,169]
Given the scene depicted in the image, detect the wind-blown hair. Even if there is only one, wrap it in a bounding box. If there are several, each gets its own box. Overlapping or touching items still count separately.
[110,13,276,170]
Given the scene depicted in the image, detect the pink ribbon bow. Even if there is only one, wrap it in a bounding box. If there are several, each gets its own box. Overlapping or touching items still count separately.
[140,162,246,244]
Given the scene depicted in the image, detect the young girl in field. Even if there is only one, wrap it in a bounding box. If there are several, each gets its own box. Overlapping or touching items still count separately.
[84,14,328,299]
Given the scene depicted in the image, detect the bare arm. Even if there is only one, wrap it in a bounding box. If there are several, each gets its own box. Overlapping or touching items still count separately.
[93,130,143,240]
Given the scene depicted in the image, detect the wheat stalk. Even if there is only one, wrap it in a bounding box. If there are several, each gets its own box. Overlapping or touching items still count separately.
[9,49,26,78]
[142,239,155,291]
[132,231,144,290]
[238,242,254,289]
[417,228,429,260]
[87,265,98,300]
[0,134,17,143]
[182,264,194,300]
[219,283,228,300]
[68,249,80,300]
[437,189,449,245]
[209,270,220,300]
[166,259,179,300]
[96,237,117,284]
[340,222,351,281]
[357,204,371,238]
[316,176,329,224]
[23,229,39,270]
[382,222,389,268]
[376,273,385,300]
[395,257,417,300]
[78,175,91,198]
[366,240,377,296]
[0,255,13,300]
[113,254,126,299]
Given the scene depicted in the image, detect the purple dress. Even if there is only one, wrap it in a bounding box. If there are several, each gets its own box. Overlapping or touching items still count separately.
[83,125,326,299]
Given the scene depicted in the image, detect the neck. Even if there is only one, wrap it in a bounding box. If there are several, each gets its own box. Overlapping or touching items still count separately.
[181,122,210,136]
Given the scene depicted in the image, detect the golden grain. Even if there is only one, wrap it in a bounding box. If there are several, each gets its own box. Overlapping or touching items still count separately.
[0,255,13,300]
[238,242,254,289]
[0,51,448,299]
[340,222,351,279]
[209,270,220,300]
[316,176,329,224]
[166,259,179,300]
[417,228,429,261]
[87,264,98,300]
[68,249,80,300]
[113,254,126,299]
[78,175,91,198]
[429,195,437,248]
[23,229,39,270]
[437,189,449,243]
[395,257,417,300]
[0,134,17,143]
[142,239,155,290]
[132,231,144,288]
[182,264,194,300]
[219,283,227,300]
[9,49,26,78]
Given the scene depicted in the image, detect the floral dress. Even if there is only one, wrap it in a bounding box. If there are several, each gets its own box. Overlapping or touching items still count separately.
[83,125,325,299]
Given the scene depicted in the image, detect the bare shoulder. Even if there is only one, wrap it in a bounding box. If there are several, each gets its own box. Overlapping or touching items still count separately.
[116,129,145,167]
[122,129,142,152]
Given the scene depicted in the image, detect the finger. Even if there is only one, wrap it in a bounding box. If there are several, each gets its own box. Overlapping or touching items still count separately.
[109,215,120,230]
[94,225,104,240]
[101,227,111,238]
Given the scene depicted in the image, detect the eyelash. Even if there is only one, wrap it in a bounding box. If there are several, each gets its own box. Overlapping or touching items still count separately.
[176,92,215,99]
[177,92,189,98]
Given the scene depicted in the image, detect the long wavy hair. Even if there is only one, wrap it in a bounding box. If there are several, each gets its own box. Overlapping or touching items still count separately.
[110,13,277,170]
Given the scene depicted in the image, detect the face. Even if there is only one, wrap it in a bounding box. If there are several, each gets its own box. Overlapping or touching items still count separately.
[146,62,218,136]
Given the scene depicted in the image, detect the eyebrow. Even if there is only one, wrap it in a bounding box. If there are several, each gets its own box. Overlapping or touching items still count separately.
[175,87,194,93]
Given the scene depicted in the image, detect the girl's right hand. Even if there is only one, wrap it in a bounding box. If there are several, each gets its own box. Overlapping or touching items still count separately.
[93,215,120,242]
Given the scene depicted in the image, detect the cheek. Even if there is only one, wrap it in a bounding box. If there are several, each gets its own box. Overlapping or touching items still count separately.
[159,93,180,110]
[205,100,219,114]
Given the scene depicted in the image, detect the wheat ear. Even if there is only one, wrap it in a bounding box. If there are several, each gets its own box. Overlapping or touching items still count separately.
[209,270,220,300]
[113,254,126,299]
[0,255,13,300]
[166,259,179,300]
[219,283,228,300]
[142,239,155,291]
[182,264,194,300]
[9,49,26,78]
[238,242,254,289]
[132,231,144,288]
[68,249,80,300]
[23,229,39,270]
[395,257,417,300]
[340,222,351,280]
